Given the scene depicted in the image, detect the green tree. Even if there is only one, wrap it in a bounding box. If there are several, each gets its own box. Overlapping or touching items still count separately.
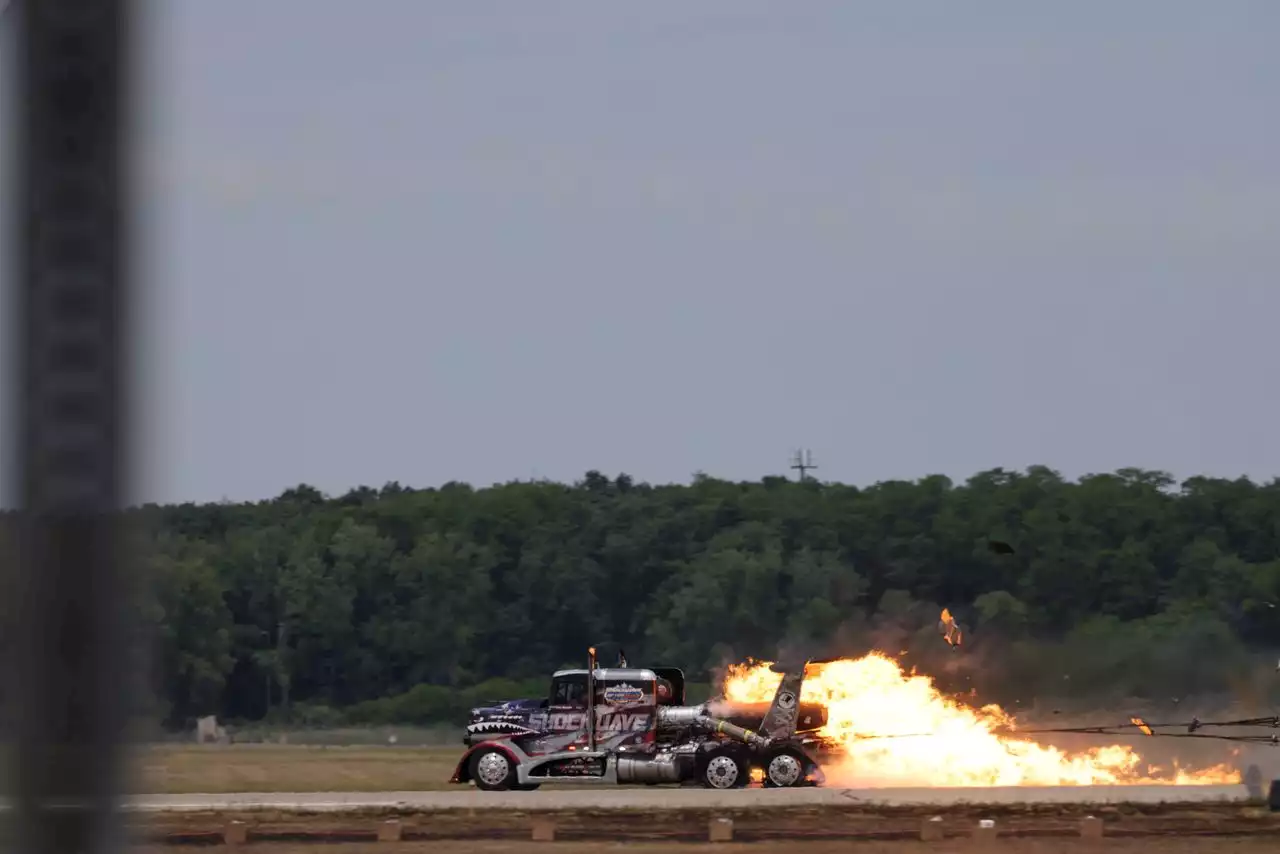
[118,466,1280,726]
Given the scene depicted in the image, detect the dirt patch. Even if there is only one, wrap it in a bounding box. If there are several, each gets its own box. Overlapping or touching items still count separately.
[128,802,1280,845]
[130,838,1280,854]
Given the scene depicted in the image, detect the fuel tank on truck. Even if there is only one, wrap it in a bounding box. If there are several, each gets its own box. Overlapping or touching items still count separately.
[704,699,827,732]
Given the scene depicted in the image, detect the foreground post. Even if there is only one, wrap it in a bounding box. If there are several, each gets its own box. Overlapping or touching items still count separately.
[377,819,404,842]
[920,817,944,841]
[531,815,556,842]
[1080,816,1104,839]
[223,821,248,845]
[1245,764,1264,800]
[6,4,136,854]
[708,816,734,842]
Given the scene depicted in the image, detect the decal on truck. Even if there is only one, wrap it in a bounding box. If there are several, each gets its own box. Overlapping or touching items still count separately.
[603,683,646,705]
[545,709,652,733]
[548,711,585,731]
[598,711,651,732]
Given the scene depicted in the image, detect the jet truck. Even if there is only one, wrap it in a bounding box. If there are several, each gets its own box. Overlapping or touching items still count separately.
[450,647,835,790]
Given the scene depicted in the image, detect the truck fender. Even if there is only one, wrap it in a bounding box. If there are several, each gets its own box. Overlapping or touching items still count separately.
[449,740,519,784]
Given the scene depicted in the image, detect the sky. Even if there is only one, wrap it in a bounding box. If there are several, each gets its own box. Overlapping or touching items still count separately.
[3,1,1279,504]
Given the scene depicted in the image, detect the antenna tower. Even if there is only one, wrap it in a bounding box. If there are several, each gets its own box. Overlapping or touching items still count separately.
[790,449,817,481]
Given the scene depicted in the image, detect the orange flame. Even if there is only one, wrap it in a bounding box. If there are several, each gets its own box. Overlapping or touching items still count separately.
[723,652,1239,786]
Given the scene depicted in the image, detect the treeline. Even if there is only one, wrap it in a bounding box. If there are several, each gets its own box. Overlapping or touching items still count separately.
[124,467,1280,727]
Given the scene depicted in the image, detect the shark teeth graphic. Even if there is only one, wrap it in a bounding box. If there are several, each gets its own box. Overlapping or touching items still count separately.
[471,715,527,725]
[466,721,538,736]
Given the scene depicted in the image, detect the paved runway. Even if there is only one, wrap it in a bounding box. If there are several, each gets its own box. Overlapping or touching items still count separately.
[127,784,1251,813]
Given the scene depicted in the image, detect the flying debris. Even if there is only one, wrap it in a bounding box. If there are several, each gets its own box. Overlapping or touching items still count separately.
[938,608,964,649]
[987,540,1015,555]
[1130,717,1154,736]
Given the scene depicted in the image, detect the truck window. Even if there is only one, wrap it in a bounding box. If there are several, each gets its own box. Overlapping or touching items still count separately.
[551,675,587,707]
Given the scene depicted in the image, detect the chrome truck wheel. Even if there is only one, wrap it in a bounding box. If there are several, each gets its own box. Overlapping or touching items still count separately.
[762,749,805,787]
[470,747,517,791]
[698,748,748,789]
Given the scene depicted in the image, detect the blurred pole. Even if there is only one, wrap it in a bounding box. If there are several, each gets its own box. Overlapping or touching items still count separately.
[6,2,134,854]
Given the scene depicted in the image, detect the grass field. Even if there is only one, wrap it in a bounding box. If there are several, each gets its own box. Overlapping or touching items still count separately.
[132,744,464,794]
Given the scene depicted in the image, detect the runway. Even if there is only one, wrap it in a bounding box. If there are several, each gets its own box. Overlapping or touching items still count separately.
[127,784,1252,813]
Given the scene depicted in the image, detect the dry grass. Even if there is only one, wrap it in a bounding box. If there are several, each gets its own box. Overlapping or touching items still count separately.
[130,744,464,794]
[130,840,1280,854]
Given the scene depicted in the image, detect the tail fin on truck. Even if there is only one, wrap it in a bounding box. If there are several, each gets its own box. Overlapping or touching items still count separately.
[758,662,809,740]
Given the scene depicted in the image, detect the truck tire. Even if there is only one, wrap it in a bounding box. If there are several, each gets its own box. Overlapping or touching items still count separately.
[698,746,749,790]
[761,747,808,788]
[470,746,518,791]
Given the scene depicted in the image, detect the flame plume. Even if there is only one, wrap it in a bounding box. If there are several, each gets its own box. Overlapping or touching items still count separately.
[722,652,1239,786]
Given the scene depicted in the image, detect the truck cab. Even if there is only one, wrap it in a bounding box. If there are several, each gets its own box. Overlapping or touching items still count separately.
[546,666,684,708]
[533,667,663,742]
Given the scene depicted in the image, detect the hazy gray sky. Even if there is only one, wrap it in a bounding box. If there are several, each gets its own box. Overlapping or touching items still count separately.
[6,1,1280,503]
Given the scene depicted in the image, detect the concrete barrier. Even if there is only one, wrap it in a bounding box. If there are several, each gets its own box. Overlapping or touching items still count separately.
[114,784,1254,814]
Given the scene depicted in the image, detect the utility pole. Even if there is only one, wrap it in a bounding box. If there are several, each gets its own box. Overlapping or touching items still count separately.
[790,449,817,481]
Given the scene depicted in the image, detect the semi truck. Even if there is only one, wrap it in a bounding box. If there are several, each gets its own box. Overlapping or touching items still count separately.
[450,647,832,790]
